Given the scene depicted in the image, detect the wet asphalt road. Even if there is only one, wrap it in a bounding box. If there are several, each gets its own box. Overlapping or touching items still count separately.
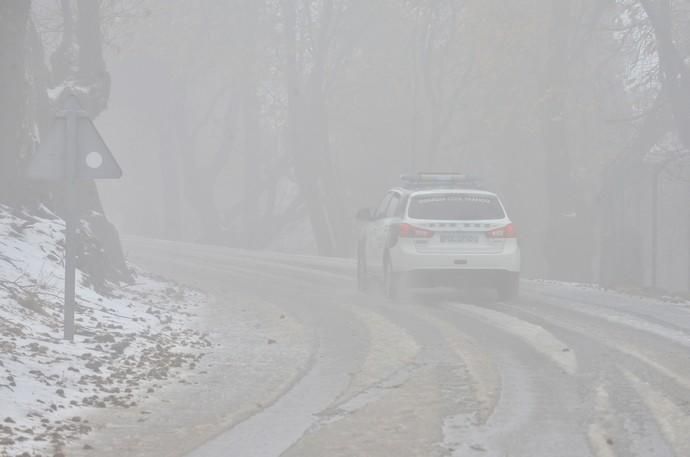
[124,238,690,457]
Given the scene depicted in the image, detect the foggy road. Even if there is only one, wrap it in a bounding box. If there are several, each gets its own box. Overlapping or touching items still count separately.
[124,238,690,457]
[7,3,690,457]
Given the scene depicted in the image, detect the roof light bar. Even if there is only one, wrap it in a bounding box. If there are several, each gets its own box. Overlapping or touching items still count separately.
[400,173,484,189]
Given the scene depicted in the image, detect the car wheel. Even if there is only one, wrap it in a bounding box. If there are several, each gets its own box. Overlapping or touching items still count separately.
[357,249,369,292]
[497,272,520,301]
[383,258,399,301]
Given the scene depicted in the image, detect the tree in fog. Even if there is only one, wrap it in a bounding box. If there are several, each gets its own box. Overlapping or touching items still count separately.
[84,0,690,291]
[590,0,690,290]
[0,1,129,286]
[282,0,361,256]
[0,1,32,205]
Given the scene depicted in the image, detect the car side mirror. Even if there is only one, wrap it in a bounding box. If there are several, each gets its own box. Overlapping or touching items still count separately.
[356,208,373,221]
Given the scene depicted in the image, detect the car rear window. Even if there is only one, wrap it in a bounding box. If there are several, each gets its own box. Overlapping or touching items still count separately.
[407,194,505,221]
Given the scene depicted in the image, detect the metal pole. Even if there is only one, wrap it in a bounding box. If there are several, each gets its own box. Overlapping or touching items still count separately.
[63,105,78,341]
[651,166,659,290]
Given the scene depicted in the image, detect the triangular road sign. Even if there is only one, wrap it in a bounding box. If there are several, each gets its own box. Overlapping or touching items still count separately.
[26,95,121,181]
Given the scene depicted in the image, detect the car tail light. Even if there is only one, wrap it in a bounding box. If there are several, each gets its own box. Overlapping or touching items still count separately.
[487,223,517,239]
[398,223,434,238]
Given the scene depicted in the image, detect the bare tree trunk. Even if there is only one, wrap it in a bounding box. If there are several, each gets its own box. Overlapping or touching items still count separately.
[419,10,441,169]
[599,98,669,288]
[281,0,337,256]
[306,0,350,256]
[179,148,225,244]
[0,0,31,205]
[240,0,263,249]
[50,0,74,85]
[639,0,690,291]
[74,0,129,284]
[76,0,110,117]
[176,90,232,245]
[242,94,262,248]
[542,0,576,280]
[158,98,183,239]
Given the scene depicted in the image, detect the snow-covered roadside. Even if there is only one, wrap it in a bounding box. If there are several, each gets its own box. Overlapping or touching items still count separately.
[0,207,211,457]
[525,278,690,308]
[523,279,690,333]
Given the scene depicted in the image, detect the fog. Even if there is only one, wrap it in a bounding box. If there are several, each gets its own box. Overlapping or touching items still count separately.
[3,1,690,456]
[3,0,685,291]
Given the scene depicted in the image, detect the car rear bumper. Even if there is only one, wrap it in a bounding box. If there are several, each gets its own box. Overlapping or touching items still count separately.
[399,269,518,288]
[390,241,520,274]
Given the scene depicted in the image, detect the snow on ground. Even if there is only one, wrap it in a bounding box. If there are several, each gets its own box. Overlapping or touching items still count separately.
[0,206,211,457]
[526,278,690,307]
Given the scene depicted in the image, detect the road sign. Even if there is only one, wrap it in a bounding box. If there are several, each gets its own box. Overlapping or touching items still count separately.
[26,91,122,341]
[28,96,121,181]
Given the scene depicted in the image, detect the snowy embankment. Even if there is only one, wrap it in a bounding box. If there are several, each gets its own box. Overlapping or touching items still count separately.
[0,206,210,457]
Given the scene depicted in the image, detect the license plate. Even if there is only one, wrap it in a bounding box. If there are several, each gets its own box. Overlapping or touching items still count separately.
[440,233,479,243]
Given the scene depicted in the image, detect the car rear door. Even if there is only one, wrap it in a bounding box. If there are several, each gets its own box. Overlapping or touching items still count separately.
[366,193,393,270]
[371,192,402,272]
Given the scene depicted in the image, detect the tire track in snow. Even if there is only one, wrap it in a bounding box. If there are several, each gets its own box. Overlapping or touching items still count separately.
[332,304,420,405]
[417,300,588,456]
[624,370,690,457]
[419,313,501,425]
[448,302,578,375]
[501,301,690,392]
[587,384,618,457]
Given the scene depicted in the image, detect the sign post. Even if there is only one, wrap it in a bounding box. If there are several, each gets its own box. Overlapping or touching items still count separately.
[63,100,78,341]
[27,92,122,341]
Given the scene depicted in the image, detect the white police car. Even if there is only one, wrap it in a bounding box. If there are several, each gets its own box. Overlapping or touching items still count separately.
[356,174,520,300]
